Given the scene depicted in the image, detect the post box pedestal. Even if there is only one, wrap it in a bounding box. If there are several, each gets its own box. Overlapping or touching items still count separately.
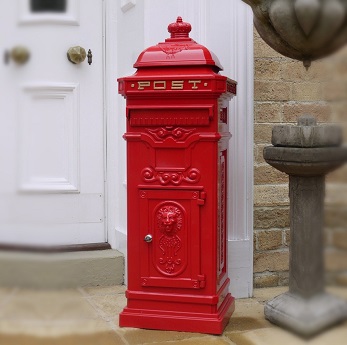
[118,17,237,335]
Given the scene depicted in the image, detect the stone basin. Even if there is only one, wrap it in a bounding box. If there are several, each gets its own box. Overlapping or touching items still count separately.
[264,146,347,176]
[264,115,347,176]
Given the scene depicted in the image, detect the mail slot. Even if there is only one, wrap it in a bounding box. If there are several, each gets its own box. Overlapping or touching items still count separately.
[118,17,237,334]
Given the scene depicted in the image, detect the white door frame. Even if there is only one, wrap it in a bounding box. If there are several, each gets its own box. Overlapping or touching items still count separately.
[105,0,254,298]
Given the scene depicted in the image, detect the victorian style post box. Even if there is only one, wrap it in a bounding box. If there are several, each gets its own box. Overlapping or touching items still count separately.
[118,17,237,335]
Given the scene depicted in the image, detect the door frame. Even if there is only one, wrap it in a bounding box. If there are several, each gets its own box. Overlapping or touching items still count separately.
[105,0,254,298]
[104,0,129,254]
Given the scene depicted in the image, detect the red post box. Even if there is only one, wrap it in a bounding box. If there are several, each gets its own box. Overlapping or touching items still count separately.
[118,17,237,335]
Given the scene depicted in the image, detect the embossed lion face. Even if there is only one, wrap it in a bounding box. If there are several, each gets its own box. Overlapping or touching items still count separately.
[157,205,182,235]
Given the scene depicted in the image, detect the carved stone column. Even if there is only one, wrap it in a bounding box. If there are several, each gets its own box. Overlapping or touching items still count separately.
[263,115,347,337]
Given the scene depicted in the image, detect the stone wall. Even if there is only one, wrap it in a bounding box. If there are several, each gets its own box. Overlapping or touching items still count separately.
[253,29,347,288]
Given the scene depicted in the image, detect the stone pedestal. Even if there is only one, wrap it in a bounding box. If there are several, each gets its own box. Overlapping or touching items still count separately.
[263,115,347,337]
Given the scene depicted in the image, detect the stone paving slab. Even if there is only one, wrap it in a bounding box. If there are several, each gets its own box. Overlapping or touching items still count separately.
[0,286,345,344]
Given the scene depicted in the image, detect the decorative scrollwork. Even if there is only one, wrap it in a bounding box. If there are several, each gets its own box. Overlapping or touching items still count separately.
[159,43,189,59]
[146,127,195,141]
[142,167,201,185]
[156,204,183,274]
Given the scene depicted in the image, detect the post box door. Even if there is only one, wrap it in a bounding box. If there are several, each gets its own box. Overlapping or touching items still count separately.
[139,189,206,290]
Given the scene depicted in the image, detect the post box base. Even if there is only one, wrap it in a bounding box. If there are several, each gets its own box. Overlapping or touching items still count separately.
[119,293,234,335]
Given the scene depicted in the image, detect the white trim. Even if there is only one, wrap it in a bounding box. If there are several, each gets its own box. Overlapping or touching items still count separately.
[227,0,254,298]
[185,0,254,298]
[228,239,253,298]
[102,0,108,244]
[183,0,207,45]
[105,0,130,250]
[105,0,118,248]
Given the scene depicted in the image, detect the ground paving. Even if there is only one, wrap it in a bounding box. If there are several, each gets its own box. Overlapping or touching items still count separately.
[0,286,346,344]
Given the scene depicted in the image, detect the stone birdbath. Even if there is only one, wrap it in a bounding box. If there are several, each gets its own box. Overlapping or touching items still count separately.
[263,115,347,336]
[242,0,347,68]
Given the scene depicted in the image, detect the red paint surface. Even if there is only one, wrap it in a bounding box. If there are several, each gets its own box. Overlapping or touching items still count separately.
[118,17,237,335]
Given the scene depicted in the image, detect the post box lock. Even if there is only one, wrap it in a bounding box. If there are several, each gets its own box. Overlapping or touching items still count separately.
[144,234,153,243]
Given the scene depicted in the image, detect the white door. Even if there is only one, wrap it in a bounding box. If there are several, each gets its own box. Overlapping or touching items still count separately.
[0,0,105,246]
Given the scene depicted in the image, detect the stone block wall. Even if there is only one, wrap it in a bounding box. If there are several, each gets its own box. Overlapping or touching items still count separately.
[253,29,347,288]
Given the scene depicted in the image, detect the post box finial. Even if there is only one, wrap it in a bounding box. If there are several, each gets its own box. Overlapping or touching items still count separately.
[168,16,192,39]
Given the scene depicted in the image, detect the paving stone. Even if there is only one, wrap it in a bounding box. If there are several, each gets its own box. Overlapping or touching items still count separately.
[226,299,272,332]
[0,318,112,337]
[253,287,287,303]
[0,289,98,320]
[148,336,235,345]
[225,328,306,345]
[118,328,205,344]
[226,326,347,345]
[0,288,16,305]
[0,331,127,345]
[82,285,126,296]
[226,313,272,333]
[86,294,126,320]
[0,288,15,297]
[0,286,345,344]
[0,289,116,338]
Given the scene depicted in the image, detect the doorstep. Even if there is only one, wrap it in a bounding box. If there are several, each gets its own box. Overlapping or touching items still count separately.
[0,249,124,289]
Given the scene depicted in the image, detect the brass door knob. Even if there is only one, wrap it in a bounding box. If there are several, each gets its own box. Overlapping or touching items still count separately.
[9,46,30,65]
[67,46,86,64]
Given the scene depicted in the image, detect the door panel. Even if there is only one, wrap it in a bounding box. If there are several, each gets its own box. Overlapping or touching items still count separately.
[18,83,80,192]
[139,189,206,290]
[0,0,105,246]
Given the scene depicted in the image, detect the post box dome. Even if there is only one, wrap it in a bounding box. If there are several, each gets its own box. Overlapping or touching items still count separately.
[134,17,224,71]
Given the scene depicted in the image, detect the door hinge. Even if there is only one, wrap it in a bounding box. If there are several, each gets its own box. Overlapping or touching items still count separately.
[192,274,206,289]
[197,274,206,288]
[197,191,206,206]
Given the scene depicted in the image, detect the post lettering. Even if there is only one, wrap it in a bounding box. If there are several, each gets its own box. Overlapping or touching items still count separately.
[153,81,166,89]
[138,81,150,90]
[171,80,184,89]
[188,80,201,89]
